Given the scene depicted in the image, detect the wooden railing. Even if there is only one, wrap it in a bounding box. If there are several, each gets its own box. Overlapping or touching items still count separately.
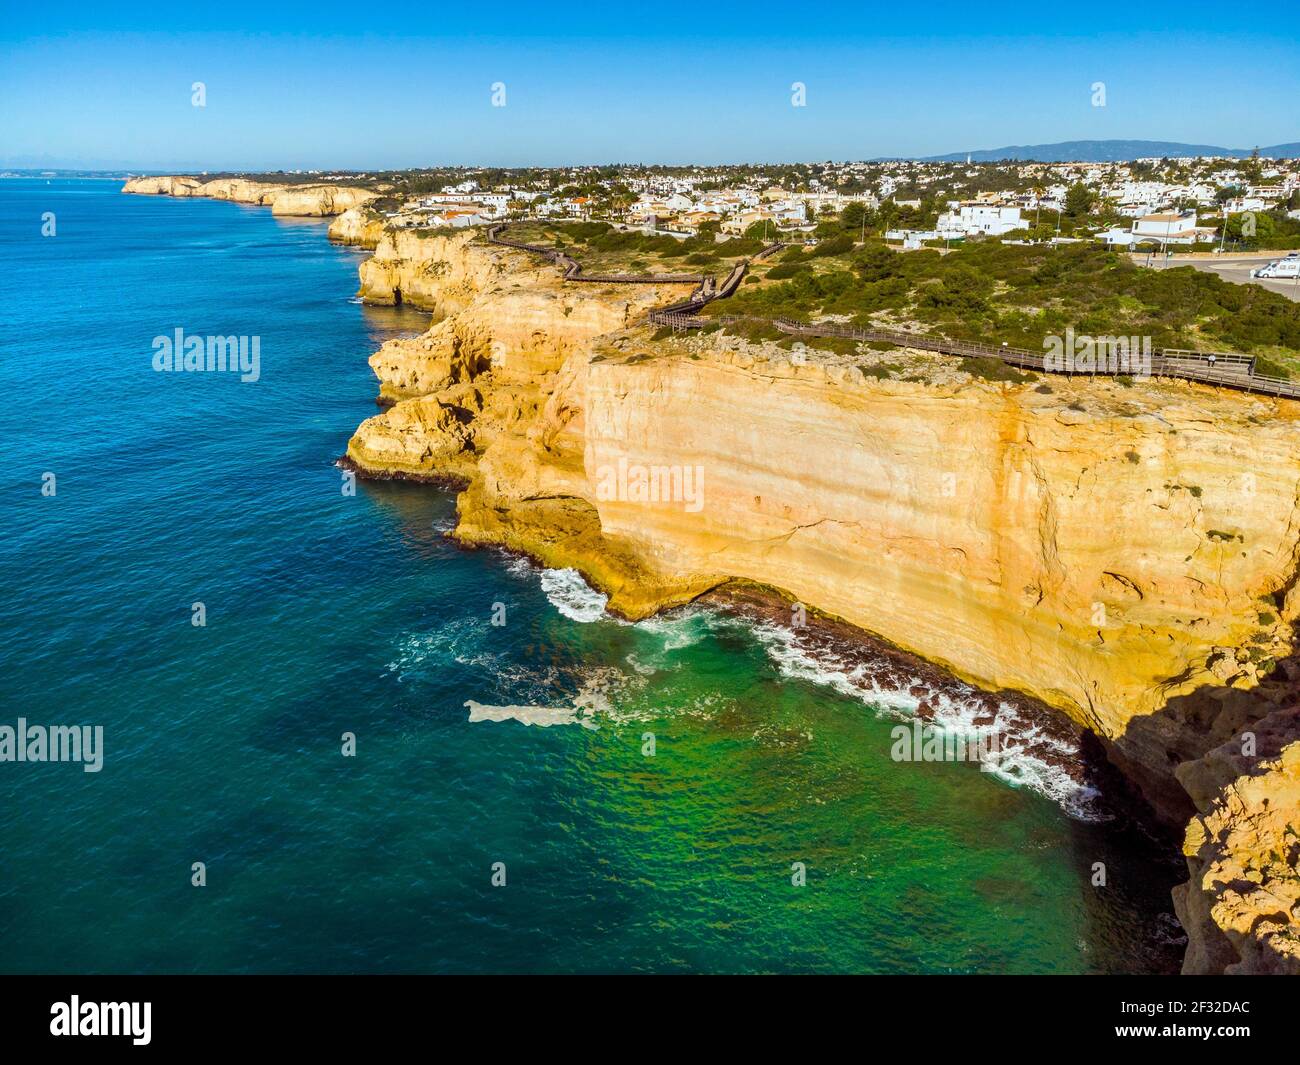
[763,320,1300,399]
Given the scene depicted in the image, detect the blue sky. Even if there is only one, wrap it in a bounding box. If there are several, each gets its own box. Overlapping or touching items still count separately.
[2,3,1297,169]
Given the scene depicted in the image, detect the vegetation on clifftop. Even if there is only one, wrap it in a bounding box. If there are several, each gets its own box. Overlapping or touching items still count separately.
[708,239,1300,372]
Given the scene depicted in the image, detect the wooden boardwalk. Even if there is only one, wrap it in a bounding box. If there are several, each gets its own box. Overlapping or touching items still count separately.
[488,223,1299,400]
[647,312,1300,399]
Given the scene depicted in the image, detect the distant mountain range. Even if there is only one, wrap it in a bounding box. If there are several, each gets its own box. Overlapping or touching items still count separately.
[921,140,1300,163]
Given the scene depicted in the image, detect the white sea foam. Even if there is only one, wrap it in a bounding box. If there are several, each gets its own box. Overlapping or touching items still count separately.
[466,666,625,730]
[465,699,600,729]
[539,568,608,622]
[631,608,714,651]
[505,555,537,578]
[386,618,497,678]
[422,555,1104,819]
[625,653,657,676]
[741,615,1105,821]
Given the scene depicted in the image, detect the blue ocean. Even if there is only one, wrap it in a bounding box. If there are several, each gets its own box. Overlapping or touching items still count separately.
[0,178,1184,973]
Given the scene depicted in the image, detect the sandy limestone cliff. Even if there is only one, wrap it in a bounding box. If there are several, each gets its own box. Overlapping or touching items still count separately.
[1174,705,1300,974]
[122,175,376,216]
[327,206,388,248]
[331,226,1300,974]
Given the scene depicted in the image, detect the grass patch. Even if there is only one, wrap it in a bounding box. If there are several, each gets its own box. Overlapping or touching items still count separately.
[959,356,1036,384]
[862,363,901,380]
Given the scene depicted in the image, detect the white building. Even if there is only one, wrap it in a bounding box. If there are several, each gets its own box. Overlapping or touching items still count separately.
[1100,210,1211,247]
[1133,211,1201,240]
[1223,196,1268,215]
[420,192,509,218]
[937,204,1024,238]
[426,208,487,228]
[885,228,939,247]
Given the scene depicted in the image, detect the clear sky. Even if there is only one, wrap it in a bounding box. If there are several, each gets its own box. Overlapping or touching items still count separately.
[2,2,1297,170]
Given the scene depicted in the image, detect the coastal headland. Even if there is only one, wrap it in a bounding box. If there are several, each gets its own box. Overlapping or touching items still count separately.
[122,174,377,217]
[129,177,1300,975]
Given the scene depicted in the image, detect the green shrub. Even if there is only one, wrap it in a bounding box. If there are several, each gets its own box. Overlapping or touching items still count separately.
[1254,356,1292,379]
[811,234,854,258]
[766,262,811,280]
[959,356,1036,384]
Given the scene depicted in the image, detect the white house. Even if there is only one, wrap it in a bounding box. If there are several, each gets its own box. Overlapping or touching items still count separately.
[937,204,1024,238]
[420,192,509,218]
[885,228,939,247]
[427,208,487,228]
[1134,211,1200,240]
[1101,210,1209,247]
[1223,196,1268,215]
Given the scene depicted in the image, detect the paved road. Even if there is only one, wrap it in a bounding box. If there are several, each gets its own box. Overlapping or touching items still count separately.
[1151,253,1300,302]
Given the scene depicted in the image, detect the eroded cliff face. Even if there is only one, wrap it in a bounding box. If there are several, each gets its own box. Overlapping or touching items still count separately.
[348,240,1300,727]
[351,227,589,313]
[269,184,375,217]
[327,205,387,248]
[122,175,376,216]
[348,231,692,404]
[1174,706,1300,974]
[120,175,206,197]
[339,229,1300,973]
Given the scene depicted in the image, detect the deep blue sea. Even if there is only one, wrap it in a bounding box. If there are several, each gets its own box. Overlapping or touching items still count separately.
[0,179,1185,973]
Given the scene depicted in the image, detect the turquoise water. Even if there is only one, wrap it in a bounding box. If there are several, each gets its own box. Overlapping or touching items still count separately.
[0,179,1184,974]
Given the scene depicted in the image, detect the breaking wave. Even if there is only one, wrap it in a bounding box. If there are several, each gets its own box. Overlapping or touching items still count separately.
[740,614,1105,821]
[539,568,608,622]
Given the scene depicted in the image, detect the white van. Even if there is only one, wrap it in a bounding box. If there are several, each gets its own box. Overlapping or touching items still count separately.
[1251,253,1300,279]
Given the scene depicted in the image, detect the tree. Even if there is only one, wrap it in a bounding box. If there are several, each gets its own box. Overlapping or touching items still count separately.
[1064,183,1096,218]
[853,242,899,281]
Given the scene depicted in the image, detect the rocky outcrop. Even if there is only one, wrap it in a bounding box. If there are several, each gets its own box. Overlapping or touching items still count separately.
[197,177,287,205]
[120,175,205,197]
[1174,706,1300,974]
[351,230,688,401]
[353,227,550,312]
[268,184,375,217]
[122,175,376,216]
[327,205,387,248]
[340,231,1300,973]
